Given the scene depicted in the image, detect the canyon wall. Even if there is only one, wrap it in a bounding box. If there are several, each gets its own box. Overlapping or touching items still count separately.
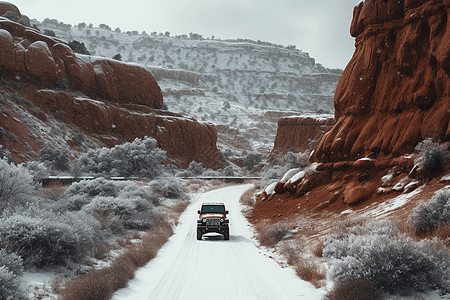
[313,0,450,164]
[0,5,221,169]
[269,116,335,159]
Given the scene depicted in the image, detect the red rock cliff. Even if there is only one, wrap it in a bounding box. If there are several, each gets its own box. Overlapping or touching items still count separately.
[314,0,450,163]
[269,116,335,159]
[0,5,221,169]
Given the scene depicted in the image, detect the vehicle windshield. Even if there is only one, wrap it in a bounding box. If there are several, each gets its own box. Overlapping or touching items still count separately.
[201,205,225,213]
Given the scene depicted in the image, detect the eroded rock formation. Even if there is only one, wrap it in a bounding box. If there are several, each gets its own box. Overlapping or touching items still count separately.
[269,116,335,160]
[314,0,450,163]
[0,4,221,169]
[259,0,450,210]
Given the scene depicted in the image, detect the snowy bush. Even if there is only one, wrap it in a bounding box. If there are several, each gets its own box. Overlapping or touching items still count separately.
[0,266,27,300]
[24,160,49,184]
[75,137,167,178]
[414,138,450,176]
[408,189,450,234]
[0,249,23,276]
[39,145,71,172]
[65,177,129,198]
[323,220,450,295]
[84,195,160,231]
[0,158,34,213]
[149,179,184,199]
[0,214,80,267]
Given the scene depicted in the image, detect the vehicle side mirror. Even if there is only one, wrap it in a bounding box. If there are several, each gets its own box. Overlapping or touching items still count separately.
[226,210,229,214]
[197,210,201,214]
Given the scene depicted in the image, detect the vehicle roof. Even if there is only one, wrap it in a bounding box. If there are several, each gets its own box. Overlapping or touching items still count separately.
[201,202,225,206]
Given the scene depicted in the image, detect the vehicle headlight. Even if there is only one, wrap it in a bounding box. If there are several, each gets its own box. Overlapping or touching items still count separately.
[202,219,206,223]
[220,218,224,222]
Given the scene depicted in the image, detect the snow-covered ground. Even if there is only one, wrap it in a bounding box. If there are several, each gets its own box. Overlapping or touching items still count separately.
[111,184,325,300]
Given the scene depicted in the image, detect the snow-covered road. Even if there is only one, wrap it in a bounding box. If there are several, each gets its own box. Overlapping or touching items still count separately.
[111,184,325,300]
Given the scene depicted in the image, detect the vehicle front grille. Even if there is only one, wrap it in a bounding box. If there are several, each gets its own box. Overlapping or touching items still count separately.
[206,218,220,227]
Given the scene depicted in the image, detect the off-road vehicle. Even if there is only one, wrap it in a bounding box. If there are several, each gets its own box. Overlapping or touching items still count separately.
[197,202,229,240]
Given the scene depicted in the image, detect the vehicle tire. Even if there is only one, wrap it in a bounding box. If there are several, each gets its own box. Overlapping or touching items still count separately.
[224,229,229,240]
[197,229,203,240]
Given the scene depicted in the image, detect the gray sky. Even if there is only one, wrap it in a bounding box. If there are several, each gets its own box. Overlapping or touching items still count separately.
[11,0,361,69]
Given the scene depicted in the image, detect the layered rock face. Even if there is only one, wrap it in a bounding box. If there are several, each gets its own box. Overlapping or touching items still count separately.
[269,116,335,159]
[313,0,450,163]
[0,4,221,169]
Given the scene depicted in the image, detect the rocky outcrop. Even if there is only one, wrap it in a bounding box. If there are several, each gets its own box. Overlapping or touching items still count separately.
[258,0,450,209]
[28,90,221,169]
[313,0,450,163]
[0,2,20,18]
[0,4,222,169]
[0,17,163,108]
[269,116,335,159]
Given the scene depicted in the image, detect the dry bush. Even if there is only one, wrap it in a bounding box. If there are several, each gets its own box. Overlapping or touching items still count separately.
[294,259,326,288]
[169,200,190,226]
[59,222,173,300]
[92,242,115,260]
[324,278,386,300]
[312,239,325,258]
[256,221,292,247]
[239,187,256,206]
[279,240,303,265]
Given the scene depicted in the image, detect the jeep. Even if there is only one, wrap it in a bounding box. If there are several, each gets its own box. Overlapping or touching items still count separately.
[197,202,229,240]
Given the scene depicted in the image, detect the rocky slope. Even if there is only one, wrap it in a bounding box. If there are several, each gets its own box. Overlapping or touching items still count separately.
[256,0,450,217]
[0,3,221,169]
[29,17,342,157]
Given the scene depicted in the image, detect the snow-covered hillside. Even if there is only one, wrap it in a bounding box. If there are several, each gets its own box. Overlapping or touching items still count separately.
[31,19,341,157]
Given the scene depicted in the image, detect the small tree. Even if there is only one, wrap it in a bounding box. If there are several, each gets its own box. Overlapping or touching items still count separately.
[39,146,71,172]
[415,138,450,177]
[68,40,90,55]
[0,158,34,213]
[112,53,122,61]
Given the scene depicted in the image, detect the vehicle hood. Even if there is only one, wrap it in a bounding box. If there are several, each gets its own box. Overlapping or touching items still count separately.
[201,213,225,219]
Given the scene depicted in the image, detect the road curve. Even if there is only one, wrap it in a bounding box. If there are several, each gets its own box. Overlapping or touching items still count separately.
[112,184,325,300]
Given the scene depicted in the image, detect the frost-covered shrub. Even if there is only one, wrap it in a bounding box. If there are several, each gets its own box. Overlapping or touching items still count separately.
[0,158,34,213]
[65,177,130,198]
[24,160,49,184]
[75,137,166,178]
[414,138,450,176]
[62,210,104,255]
[84,195,160,231]
[39,146,71,172]
[408,189,450,234]
[0,249,23,276]
[53,194,91,212]
[0,266,27,300]
[244,153,262,171]
[176,161,205,177]
[149,179,184,199]
[0,214,82,268]
[324,220,450,295]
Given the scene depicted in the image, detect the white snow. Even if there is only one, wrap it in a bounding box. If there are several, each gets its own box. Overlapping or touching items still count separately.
[111,184,325,300]
[264,182,277,195]
[287,170,306,185]
[280,168,301,183]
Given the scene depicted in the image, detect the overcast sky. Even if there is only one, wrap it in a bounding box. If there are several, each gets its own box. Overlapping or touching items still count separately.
[10,0,362,69]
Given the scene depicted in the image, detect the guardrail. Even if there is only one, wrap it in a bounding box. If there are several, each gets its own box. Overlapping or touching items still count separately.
[40,176,261,186]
